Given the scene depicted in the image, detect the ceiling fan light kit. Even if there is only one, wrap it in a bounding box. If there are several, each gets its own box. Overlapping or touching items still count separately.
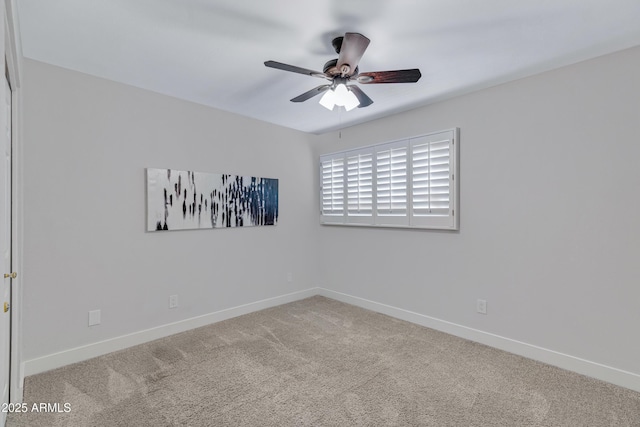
[264,32,421,112]
[319,82,360,111]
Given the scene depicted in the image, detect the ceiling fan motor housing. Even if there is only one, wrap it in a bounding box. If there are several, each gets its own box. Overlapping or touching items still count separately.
[323,59,358,77]
[323,59,338,74]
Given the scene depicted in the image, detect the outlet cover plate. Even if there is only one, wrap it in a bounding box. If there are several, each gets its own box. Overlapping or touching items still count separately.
[169,295,178,309]
[477,299,487,315]
[89,309,101,326]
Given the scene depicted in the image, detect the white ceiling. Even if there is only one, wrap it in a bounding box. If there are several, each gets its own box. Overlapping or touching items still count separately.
[15,0,640,134]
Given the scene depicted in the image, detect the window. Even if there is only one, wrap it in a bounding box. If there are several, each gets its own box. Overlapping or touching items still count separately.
[320,128,458,230]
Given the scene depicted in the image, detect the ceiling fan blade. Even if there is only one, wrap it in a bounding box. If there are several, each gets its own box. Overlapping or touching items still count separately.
[349,86,373,108]
[336,33,370,76]
[357,69,422,84]
[264,61,328,79]
[290,85,331,102]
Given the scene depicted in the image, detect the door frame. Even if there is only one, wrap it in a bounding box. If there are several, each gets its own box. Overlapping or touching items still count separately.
[4,0,22,404]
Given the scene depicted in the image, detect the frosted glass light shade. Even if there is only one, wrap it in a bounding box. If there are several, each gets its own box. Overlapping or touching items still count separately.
[342,89,360,111]
[319,89,337,110]
[319,84,360,111]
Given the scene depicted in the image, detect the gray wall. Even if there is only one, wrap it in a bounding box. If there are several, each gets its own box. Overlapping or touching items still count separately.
[22,59,319,361]
[313,46,640,375]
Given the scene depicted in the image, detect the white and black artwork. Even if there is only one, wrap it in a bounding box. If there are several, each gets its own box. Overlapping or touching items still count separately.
[147,168,278,231]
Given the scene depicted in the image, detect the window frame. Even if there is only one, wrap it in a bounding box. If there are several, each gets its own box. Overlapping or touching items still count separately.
[319,128,459,230]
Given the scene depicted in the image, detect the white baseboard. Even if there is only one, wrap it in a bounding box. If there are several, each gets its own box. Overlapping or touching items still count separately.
[22,288,319,379]
[22,286,640,394]
[317,288,640,393]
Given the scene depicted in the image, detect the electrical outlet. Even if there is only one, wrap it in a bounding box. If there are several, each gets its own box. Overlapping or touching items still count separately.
[477,299,487,315]
[287,272,293,283]
[169,295,178,309]
[88,309,101,326]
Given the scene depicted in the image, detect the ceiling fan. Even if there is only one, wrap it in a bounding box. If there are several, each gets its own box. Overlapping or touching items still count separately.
[264,32,421,111]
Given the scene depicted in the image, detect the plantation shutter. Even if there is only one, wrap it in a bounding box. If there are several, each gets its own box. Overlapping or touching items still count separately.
[412,132,451,216]
[346,151,373,221]
[319,128,458,230]
[320,156,345,222]
[376,141,408,223]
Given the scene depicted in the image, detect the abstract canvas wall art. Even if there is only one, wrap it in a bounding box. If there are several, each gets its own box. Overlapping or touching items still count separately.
[147,168,278,231]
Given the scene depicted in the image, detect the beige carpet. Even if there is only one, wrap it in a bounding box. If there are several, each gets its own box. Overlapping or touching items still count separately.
[7,296,640,426]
